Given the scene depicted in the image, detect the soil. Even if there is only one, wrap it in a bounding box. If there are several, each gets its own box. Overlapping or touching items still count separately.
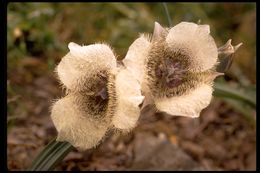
[7,74,256,171]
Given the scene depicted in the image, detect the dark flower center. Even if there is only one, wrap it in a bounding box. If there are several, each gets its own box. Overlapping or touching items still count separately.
[155,58,187,88]
[85,71,109,117]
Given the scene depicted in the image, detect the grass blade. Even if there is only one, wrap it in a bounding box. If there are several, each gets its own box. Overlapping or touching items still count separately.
[28,138,74,171]
[29,138,57,170]
[213,82,256,108]
[162,2,172,27]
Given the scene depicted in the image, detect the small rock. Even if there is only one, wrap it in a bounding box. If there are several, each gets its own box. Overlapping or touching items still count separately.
[128,132,205,170]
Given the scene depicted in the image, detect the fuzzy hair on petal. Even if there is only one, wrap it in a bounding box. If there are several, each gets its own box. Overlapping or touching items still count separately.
[122,34,151,84]
[51,94,110,151]
[166,22,218,72]
[112,68,144,131]
[154,83,213,118]
[56,43,117,91]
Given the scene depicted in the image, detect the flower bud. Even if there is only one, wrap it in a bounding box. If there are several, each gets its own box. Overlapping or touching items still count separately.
[217,39,243,72]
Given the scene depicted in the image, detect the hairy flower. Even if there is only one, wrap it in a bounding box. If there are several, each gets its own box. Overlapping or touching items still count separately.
[51,43,144,151]
[123,21,242,118]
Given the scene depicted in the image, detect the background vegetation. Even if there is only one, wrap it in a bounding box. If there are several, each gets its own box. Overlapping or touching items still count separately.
[7,3,256,171]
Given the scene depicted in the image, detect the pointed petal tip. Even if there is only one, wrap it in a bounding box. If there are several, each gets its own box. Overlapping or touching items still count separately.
[154,21,160,25]
[215,72,225,77]
[68,42,78,47]
[234,42,243,51]
[152,21,166,41]
[68,42,81,51]
[209,71,225,80]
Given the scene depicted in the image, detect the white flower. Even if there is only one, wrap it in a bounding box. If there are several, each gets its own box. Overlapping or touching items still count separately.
[123,21,241,118]
[56,43,117,92]
[51,42,144,151]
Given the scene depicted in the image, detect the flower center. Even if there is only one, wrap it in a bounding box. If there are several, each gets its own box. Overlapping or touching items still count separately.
[86,71,109,117]
[155,58,187,88]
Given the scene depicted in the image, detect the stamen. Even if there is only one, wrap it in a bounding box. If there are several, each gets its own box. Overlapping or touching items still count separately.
[155,58,187,88]
[96,87,108,100]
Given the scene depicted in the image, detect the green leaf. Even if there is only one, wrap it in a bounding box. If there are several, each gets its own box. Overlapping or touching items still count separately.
[213,82,256,108]
[28,138,74,171]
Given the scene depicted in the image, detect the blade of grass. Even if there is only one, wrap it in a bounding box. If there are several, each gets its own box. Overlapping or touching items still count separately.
[213,82,256,108]
[36,142,73,171]
[29,138,57,170]
[162,2,172,27]
[28,138,74,171]
[33,141,68,170]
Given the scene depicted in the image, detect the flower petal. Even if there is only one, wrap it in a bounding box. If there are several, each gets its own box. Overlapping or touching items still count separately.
[56,42,117,91]
[51,93,110,151]
[154,83,213,118]
[112,68,144,131]
[122,35,151,84]
[166,22,218,72]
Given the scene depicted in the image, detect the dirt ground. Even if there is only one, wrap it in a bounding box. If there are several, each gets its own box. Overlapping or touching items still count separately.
[7,73,256,171]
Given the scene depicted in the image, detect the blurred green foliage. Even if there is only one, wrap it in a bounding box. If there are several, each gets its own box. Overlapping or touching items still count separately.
[7,3,256,128]
[7,2,256,74]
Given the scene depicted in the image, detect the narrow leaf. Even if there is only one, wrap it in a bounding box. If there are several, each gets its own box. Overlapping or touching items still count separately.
[28,138,73,171]
[213,82,256,108]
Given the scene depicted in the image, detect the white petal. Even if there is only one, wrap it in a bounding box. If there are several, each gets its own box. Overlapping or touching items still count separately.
[152,21,167,41]
[68,42,86,58]
[112,68,144,130]
[122,35,151,84]
[166,22,218,72]
[154,84,213,118]
[57,43,117,91]
[198,24,210,34]
[51,94,110,151]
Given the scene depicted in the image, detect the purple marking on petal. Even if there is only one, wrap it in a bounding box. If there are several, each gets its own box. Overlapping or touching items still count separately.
[156,58,187,88]
[96,87,108,100]
[155,65,163,78]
